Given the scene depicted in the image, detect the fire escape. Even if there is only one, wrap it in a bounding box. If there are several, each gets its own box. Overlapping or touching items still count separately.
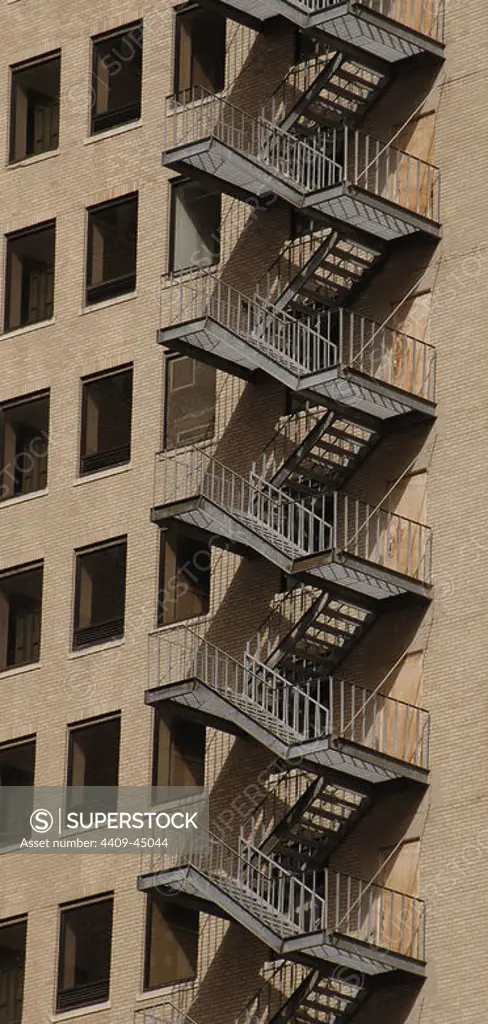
[141,2,443,1021]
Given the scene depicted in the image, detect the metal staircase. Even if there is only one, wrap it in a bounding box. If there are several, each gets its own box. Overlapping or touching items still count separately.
[252,408,379,499]
[256,226,383,313]
[248,585,375,675]
[235,959,367,1024]
[244,770,371,872]
[138,829,426,976]
[262,51,389,137]
[146,628,430,784]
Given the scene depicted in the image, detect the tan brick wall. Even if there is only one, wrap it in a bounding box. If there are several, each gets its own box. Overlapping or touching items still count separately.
[1,1,478,1023]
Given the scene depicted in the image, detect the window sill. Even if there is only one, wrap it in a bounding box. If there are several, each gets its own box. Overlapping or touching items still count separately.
[2,318,55,340]
[51,1001,111,1022]
[84,121,142,146]
[152,613,212,636]
[80,292,137,316]
[162,438,216,458]
[136,982,196,1003]
[0,661,41,680]
[68,638,124,660]
[7,148,60,170]
[0,487,48,509]
[73,463,131,487]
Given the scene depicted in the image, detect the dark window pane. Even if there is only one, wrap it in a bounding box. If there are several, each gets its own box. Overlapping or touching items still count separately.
[144,894,198,990]
[73,542,127,650]
[0,919,27,1024]
[153,710,205,788]
[57,899,113,1012]
[92,23,142,135]
[158,529,211,627]
[5,223,55,332]
[86,196,137,305]
[0,565,43,671]
[0,393,49,500]
[10,54,60,163]
[175,10,225,97]
[80,368,132,475]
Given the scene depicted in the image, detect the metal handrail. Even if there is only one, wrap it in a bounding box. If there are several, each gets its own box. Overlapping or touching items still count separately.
[150,626,331,742]
[161,272,436,403]
[163,89,440,222]
[154,444,334,558]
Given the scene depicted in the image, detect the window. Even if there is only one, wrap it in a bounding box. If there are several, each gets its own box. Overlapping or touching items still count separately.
[169,180,220,274]
[4,221,55,332]
[80,367,132,475]
[68,715,120,788]
[9,51,60,163]
[57,896,113,1012]
[164,356,215,449]
[92,22,142,134]
[157,527,211,626]
[0,739,36,848]
[0,563,43,672]
[0,391,49,501]
[86,194,138,305]
[175,6,225,98]
[144,894,198,990]
[153,709,205,788]
[73,539,127,650]
[0,918,27,1024]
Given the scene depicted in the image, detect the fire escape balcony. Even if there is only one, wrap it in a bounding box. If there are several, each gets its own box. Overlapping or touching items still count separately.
[146,627,429,785]
[138,831,426,977]
[191,0,444,63]
[163,92,440,242]
[159,274,436,422]
[152,447,432,600]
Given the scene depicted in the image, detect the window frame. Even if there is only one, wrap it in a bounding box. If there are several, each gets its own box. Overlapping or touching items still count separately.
[168,177,221,277]
[56,894,114,1013]
[0,560,44,672]
[91,21,143,136]
[72,537,127,651]
[152,707,205,789]
[67,713,121,788]
[4,219,56,334]
[85,193,138,307]
[9,49,61,164]
[79,364,133,477]
[143,891,199,991]
[0,388,50,502]
[163,354,216,451]
[0,914,28,1024]
[157,526,211,628]
[173,4,226,99]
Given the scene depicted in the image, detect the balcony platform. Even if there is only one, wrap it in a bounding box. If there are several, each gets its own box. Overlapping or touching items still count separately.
[163,137,440,243]
[138,863,426,978]
[151,494,431,602]
[158,312,436,423]
[145,678,428,786]
[200,1,444,64]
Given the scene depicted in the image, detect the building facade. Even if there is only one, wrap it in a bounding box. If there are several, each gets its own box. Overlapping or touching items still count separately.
[0,1,485,1023]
